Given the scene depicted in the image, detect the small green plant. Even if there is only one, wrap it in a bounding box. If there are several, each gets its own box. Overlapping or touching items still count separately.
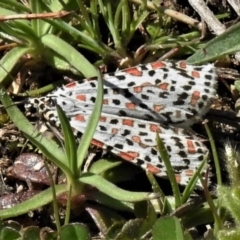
[217,143,240,240]
[0,219,91,240]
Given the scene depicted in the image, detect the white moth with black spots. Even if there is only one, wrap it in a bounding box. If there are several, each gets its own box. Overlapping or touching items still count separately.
[25,60,217,186]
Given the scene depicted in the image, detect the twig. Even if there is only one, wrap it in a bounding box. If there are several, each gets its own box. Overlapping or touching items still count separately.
[0,11,72,21]
[188,0,226,35]
[227,0,240,16]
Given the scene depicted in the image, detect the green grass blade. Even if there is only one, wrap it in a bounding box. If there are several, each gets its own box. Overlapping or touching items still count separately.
[181,155,208,204]
[156,133,182,208]
[43,19,110,56]
[0,184,67,219]
[204,123,222,186]
[77,69,103,171]
[0,46,31,85]
[40,34,98,78]
[0,0,30,12]
[79,172,158,202]
[187,22,240,64]
[152,216,186,240]
[56,105,78,176]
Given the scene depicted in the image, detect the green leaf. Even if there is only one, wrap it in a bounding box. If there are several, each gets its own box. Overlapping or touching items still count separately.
[235,80,240,92]
[156,133,181,208]
[59,223,90,240]
[0,8,38,42]
[85,205,124,235]
[22,226,40,240]
[112,219,146,239]
[181,154,208,204]
[152,216,185,240]
[89,191,134,212]
[1,221,21,232]
[89,159,122,174]
[44,19,109,56]
[42,0,78,12]
[0,184,67,219]
[134,201,158,234]
[40,34,98,77]
[0,227,20,240]
[0,0,30,12]
[79,172,157,202]
[30,0,52,37]
[187,22,240,64]
[42,49,83,75]
[106,222,125,239]
[219,186,240,224]
[0,46,31,86]
[181,202,215,228]
[56,105,77,176]
[76,69,103,171]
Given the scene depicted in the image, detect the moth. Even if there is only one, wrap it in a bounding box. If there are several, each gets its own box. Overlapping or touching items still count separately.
[25,60,217,186]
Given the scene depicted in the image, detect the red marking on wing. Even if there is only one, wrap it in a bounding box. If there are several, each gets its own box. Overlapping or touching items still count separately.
[146,164,161,173]
[76,95,86,101]
[91,139,104,148]
[192,70,200,78]
[158,83,169,90]
[151,61,166,69]
[185,169,194,176]
[132,136,141,143]
[125,103,136,110]
[87,77,97,81]
[186,140,196,154]
[133,86,143,93]
[150,124,161,133]
[99,116,107,122]
[154,105,165,112]
[191,91,200,105]
[179,61,187,69]
[65,82,77,88]
[123,67,143,76]
[75,115,85,122]
[119,151,139,161]
[175,174,181,183]
[103,99,109,104]
[112,128,118,134]
[122,119,134,127]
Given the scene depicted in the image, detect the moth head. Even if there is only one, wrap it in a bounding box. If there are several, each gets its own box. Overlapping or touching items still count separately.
[25,97,57,116]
